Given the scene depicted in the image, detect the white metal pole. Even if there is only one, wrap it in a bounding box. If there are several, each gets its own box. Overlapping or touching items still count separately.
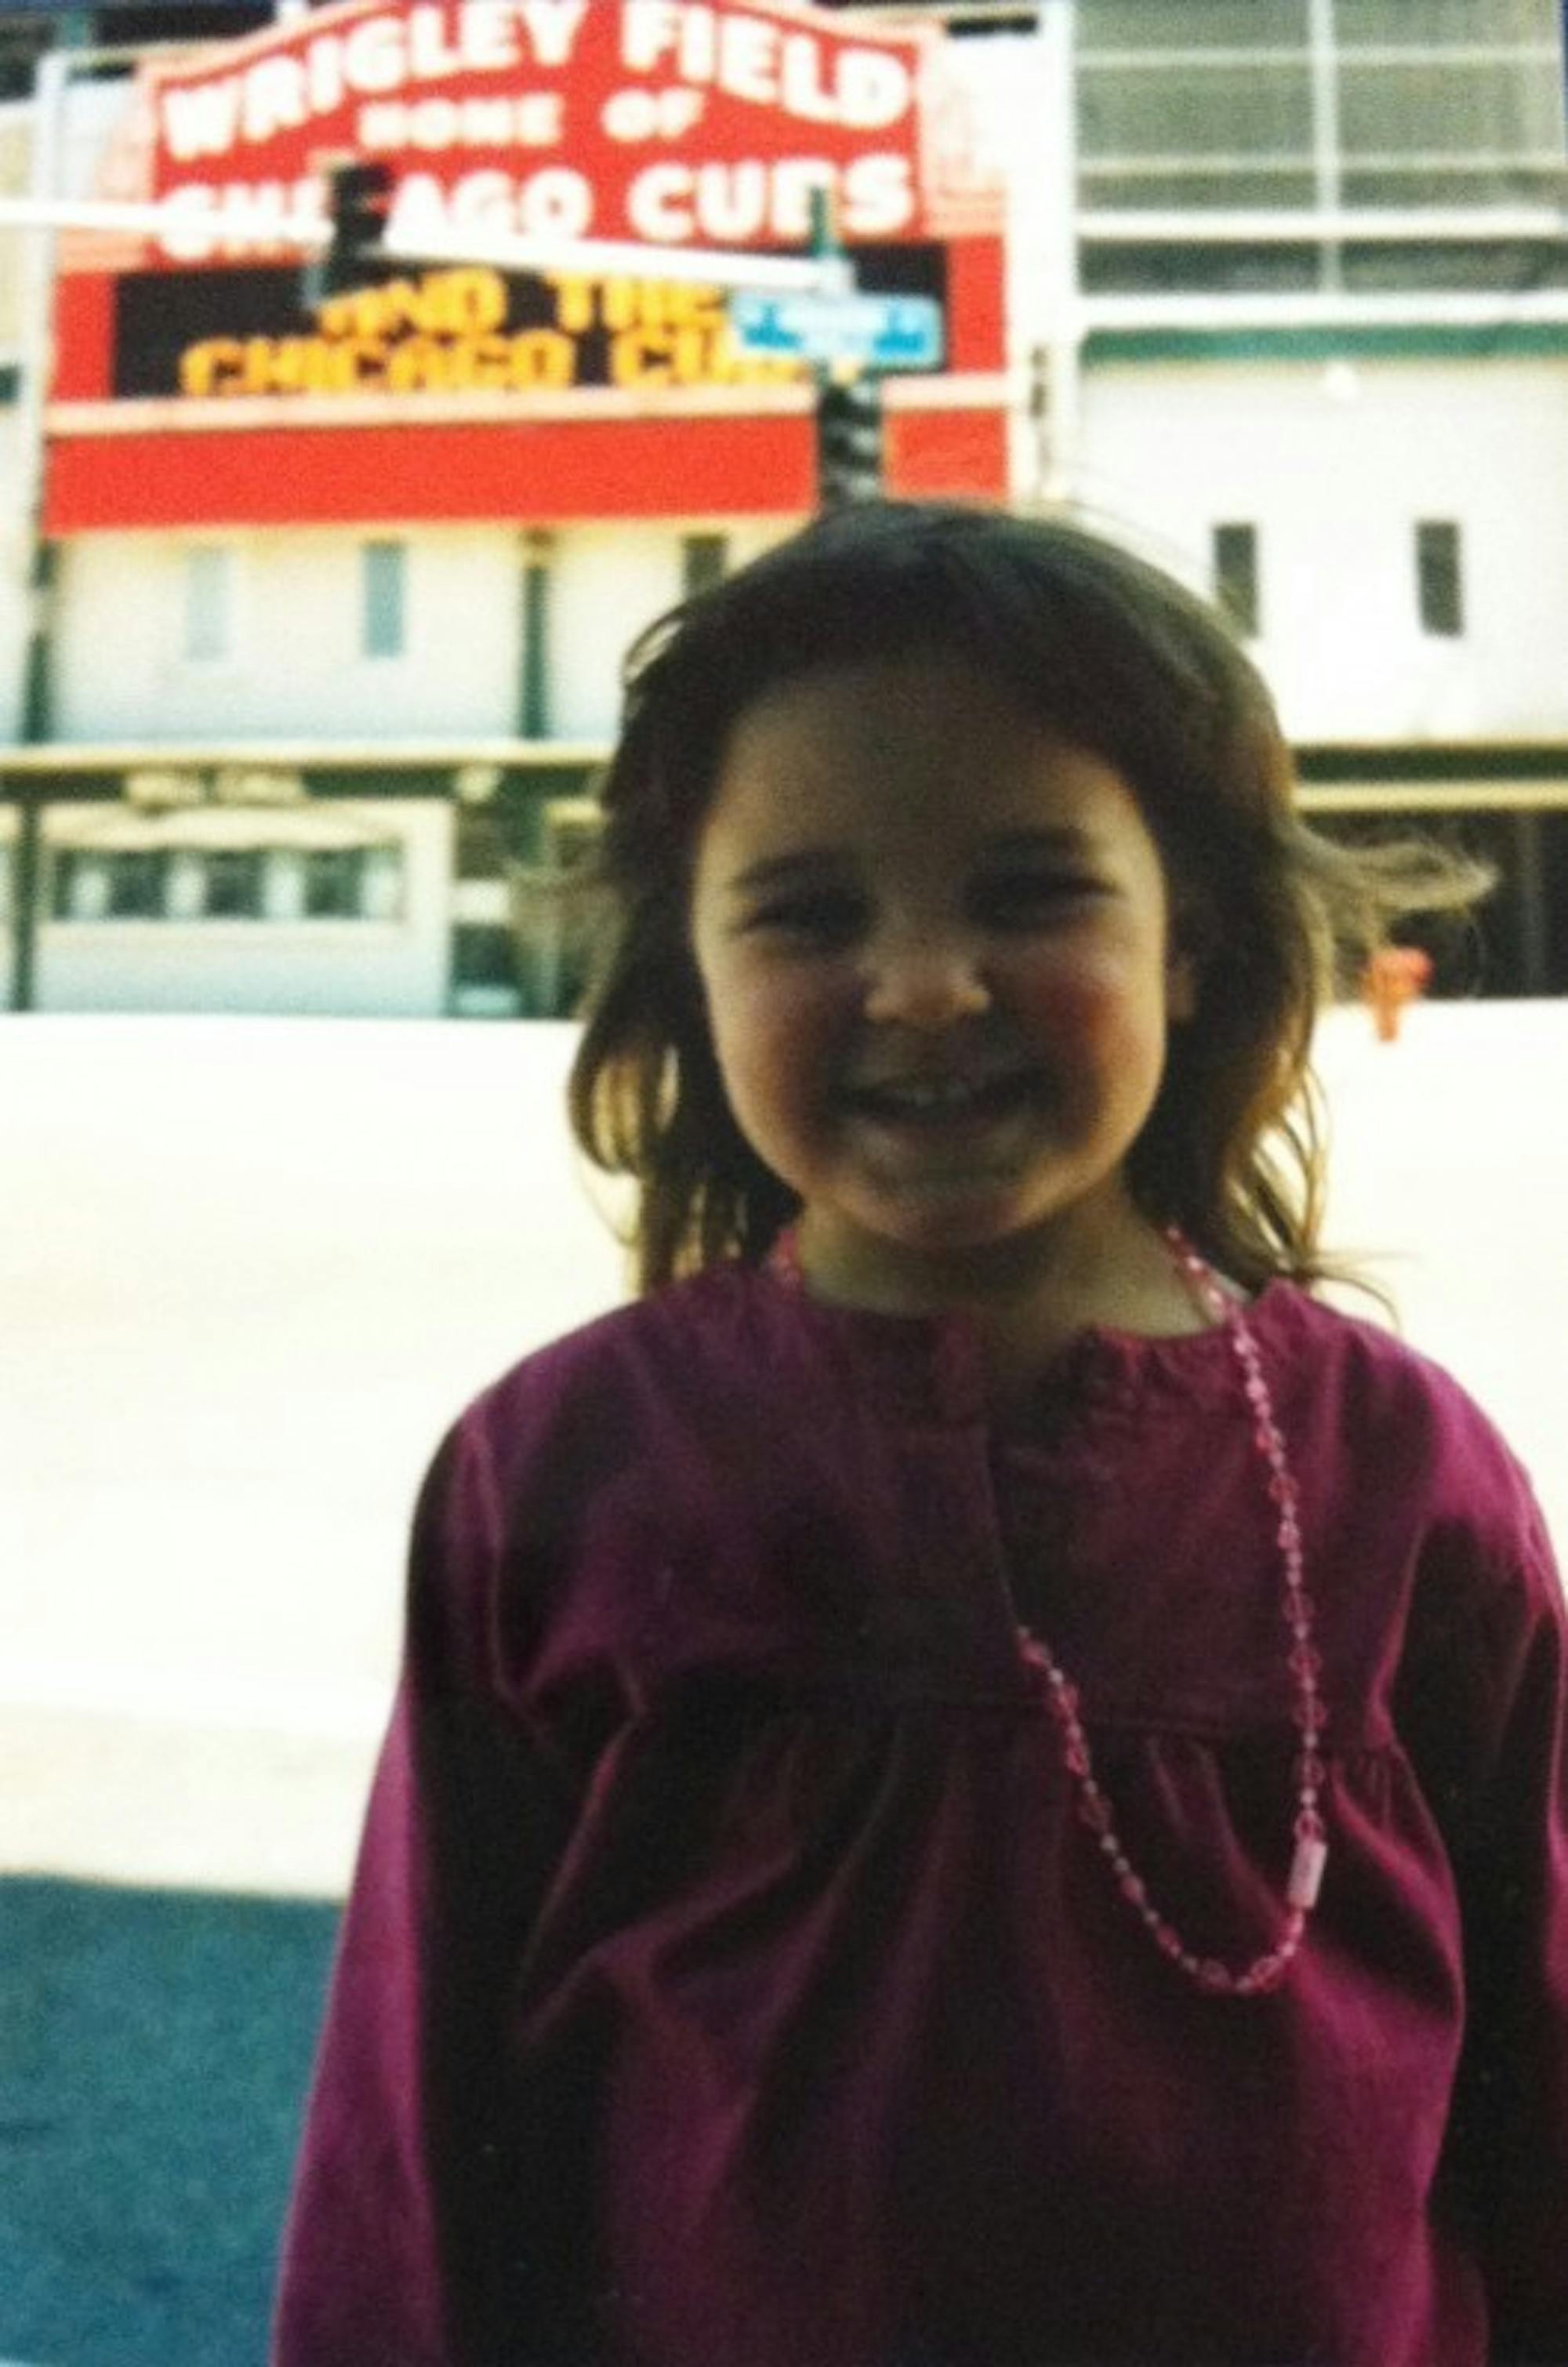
[11,46,68,724]
[1308,0,1344,291]
[9,43,70,1013]
[1017,0,1080,509]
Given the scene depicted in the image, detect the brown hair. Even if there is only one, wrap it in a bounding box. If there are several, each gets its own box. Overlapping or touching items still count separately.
[568,499,1486,1297]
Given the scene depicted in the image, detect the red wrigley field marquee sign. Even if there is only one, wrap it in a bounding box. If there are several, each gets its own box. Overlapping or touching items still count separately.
[46,0,1008,529]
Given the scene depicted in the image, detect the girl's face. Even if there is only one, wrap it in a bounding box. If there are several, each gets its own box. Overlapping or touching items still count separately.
[688,654,1196,1312]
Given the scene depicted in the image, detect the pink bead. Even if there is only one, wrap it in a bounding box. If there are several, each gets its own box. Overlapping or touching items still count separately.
[1288,1832,1328,1908]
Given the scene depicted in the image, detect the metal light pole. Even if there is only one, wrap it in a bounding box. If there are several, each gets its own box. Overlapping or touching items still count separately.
[9,43,70,1012]
[1022,0,1081,508]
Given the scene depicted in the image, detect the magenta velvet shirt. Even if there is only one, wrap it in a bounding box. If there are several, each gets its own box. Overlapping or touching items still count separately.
[271,1264,1568,2367]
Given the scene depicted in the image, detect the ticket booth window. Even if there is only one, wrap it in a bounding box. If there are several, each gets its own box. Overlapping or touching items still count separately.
[202,850,267,918]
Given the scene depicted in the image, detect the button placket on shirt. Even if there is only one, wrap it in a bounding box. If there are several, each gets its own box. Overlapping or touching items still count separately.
[837,1313,1031,1694]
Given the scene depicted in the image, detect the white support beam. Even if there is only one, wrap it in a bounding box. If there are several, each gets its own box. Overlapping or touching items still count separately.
[1080,206,1568,245]
[1082,287,1568,331]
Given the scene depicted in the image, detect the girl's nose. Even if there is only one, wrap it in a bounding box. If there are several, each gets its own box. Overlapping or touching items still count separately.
[862,933,992,1028]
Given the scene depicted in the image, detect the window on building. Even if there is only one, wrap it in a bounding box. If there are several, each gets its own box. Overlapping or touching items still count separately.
[201,850,268,918]
[1076,0,1567,232]
[305,845,405,920]
[53,849,169,920]
[306,848,361,918]
[111,851,170,918]
[1416,520,1465,636]
[183,546,234,663]
[362,541,407,659]
[681,534,729,597]
[49,839,405,925]
[1213,523,1261,637]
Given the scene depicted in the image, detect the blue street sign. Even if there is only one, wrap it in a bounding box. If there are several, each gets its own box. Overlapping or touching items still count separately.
[729,289,943,370]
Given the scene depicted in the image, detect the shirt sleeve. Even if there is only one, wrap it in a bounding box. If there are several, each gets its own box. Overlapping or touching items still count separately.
[1443,1494,1568,2363]
[269,1410,584,2367]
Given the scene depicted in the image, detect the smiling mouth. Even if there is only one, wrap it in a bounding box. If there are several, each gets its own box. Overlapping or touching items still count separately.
[844,1072,1036,1124]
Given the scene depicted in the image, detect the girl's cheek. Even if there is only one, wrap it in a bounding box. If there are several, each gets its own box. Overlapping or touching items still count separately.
[1026,944,1138,1026]
[736,963,842,1035]
[712,970,840,1091]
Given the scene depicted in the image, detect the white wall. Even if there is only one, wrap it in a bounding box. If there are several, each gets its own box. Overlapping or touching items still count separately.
[50,527,526,743]
[34,797,453,1016]
[544,518,790,739]
[546,525,688,741]
[47,518,797,750]
[1078,354,1568,742]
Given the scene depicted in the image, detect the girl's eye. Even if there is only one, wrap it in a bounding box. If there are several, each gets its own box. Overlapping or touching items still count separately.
[976,873,1105,926]
[742,892,863,946]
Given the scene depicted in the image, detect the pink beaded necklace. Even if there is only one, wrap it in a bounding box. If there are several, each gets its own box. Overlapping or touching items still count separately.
[766,1222,1329,1999]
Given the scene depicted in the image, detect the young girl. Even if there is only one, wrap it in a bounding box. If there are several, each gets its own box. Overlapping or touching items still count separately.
[273,501,1567,2367]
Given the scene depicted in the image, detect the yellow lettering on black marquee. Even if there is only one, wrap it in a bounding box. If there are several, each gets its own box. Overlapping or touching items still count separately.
[176,266,804,398]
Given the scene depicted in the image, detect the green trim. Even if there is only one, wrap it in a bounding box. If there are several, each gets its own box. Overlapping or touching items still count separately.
[5,747,1566,793]
[1295,742,1568,782]
[1086,322,1568,364]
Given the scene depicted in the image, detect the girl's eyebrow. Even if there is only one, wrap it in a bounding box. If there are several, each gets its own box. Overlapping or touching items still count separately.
[725,826,1106,899]
[725,851,847,896]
